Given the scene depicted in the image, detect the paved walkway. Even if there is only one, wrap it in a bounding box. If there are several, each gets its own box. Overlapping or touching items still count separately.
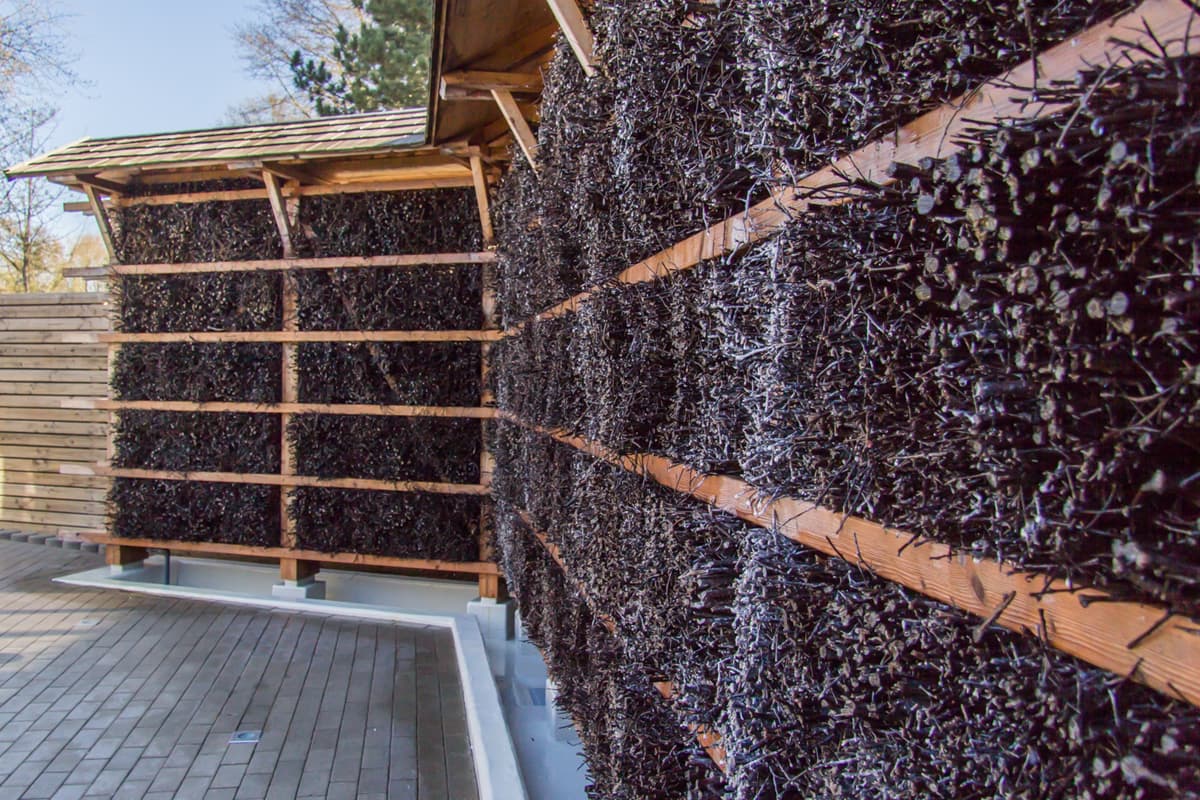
[0,538,478,800]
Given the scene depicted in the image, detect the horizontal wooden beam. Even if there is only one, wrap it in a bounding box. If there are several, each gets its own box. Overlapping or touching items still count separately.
[63,175,477,212]
[63,464,490,495]
[503,414,1200,709]
[441,70,542,101]
[64,399,498,419]
[99,251,495,277]
[509,0,1200,331]
[84,330,502,345]
[62,266,107,279]
[78,532,500,575]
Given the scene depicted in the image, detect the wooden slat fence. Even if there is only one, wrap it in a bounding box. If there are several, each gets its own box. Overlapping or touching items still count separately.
[0,292,110,535]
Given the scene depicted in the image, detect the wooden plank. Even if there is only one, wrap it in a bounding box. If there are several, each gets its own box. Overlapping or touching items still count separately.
[544,0,596,76]
[0,395,110,409]
[0,304,109,318]
[82,183,118,263]
[511,416,1200,709]
[1,444,106,461]
[0,383,107,397]
[0,369,108,382]
[0,316,109,331]
[64,176,477,212]
[78,533,501,575]
[0,292,106,306]
[104,252,495,277]
[491,90,538,169]
[62,266,107,279]
[0,483,108,502]
[0,419,107,436]
[0,496,107,516]
[0,508,102,528]
[71,465,490,495]
[0,357,105,370]
[0,344,106,358]
[94,330,503,344]
[470,157,495,247]
[513,0,1200,329]
[0,407,107,423]
[68,399,498,419]
[1,458,105,475]
[0,469,110,489]
[264,171,297,258]
[441,70,542,100]
[0,432,106,449]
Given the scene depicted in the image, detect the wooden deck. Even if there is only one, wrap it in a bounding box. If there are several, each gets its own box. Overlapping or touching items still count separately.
[0,536,478,800]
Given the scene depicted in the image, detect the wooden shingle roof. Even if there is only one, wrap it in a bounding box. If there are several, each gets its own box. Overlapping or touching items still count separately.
[6,108,428,178]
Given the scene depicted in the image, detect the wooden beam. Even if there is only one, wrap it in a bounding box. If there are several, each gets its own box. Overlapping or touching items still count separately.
[80,252,495,277]
[106,544,149,568]
[262,162,333,186]
[510,0,1200,331]
[80,533,500,575]
[81,184,118,263]
[544,0,596,76]
[504,415,1200,709]
[66,399,498,419]
[441,70,542,101]
[75,173,129,196]
[491,90,539,169]
[477,152,498,598]
[263,171,296,257]
[62,266,107,280]
[92,330,503,344]
[63,175,477,212]
[66,464,491,495]
[470,157,495,247]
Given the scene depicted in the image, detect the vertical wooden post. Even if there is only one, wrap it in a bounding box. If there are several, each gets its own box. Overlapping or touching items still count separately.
[266,175,313,582]
[473,159,503,600]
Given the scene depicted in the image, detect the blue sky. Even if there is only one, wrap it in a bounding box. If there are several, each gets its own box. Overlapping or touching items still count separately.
[37,1,282,240]
[54,0,277,143]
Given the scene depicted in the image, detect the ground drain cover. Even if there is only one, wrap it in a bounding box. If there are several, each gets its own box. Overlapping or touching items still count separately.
[229,731,261,745]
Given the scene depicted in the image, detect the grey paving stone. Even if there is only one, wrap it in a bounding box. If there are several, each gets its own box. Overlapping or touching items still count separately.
[0,540,477,800]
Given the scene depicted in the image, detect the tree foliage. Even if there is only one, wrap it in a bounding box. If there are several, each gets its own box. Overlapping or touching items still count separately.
[289,0,432,116]
[0,1,76,292]
[230,0,367,122]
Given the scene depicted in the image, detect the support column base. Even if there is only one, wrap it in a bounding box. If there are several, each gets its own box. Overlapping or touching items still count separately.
[467,597,515,643]
[272,578,326,601]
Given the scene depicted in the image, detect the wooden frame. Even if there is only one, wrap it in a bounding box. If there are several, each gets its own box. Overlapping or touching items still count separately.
[66,463,489,495]
[66,252,495,279]
[66,399,498,419]
[91,330,503,344]
[83,533,500,575]
[63,175,477,213]
[505,415,1200,709]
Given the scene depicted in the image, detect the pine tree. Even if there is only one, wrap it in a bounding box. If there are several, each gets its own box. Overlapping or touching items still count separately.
[290,0,432,116]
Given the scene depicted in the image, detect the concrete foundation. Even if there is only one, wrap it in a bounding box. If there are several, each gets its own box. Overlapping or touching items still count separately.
[272,578,327,600]
[467,597,515,643]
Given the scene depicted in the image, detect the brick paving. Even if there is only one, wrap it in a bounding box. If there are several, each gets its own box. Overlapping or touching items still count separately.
[0,537,478,800]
